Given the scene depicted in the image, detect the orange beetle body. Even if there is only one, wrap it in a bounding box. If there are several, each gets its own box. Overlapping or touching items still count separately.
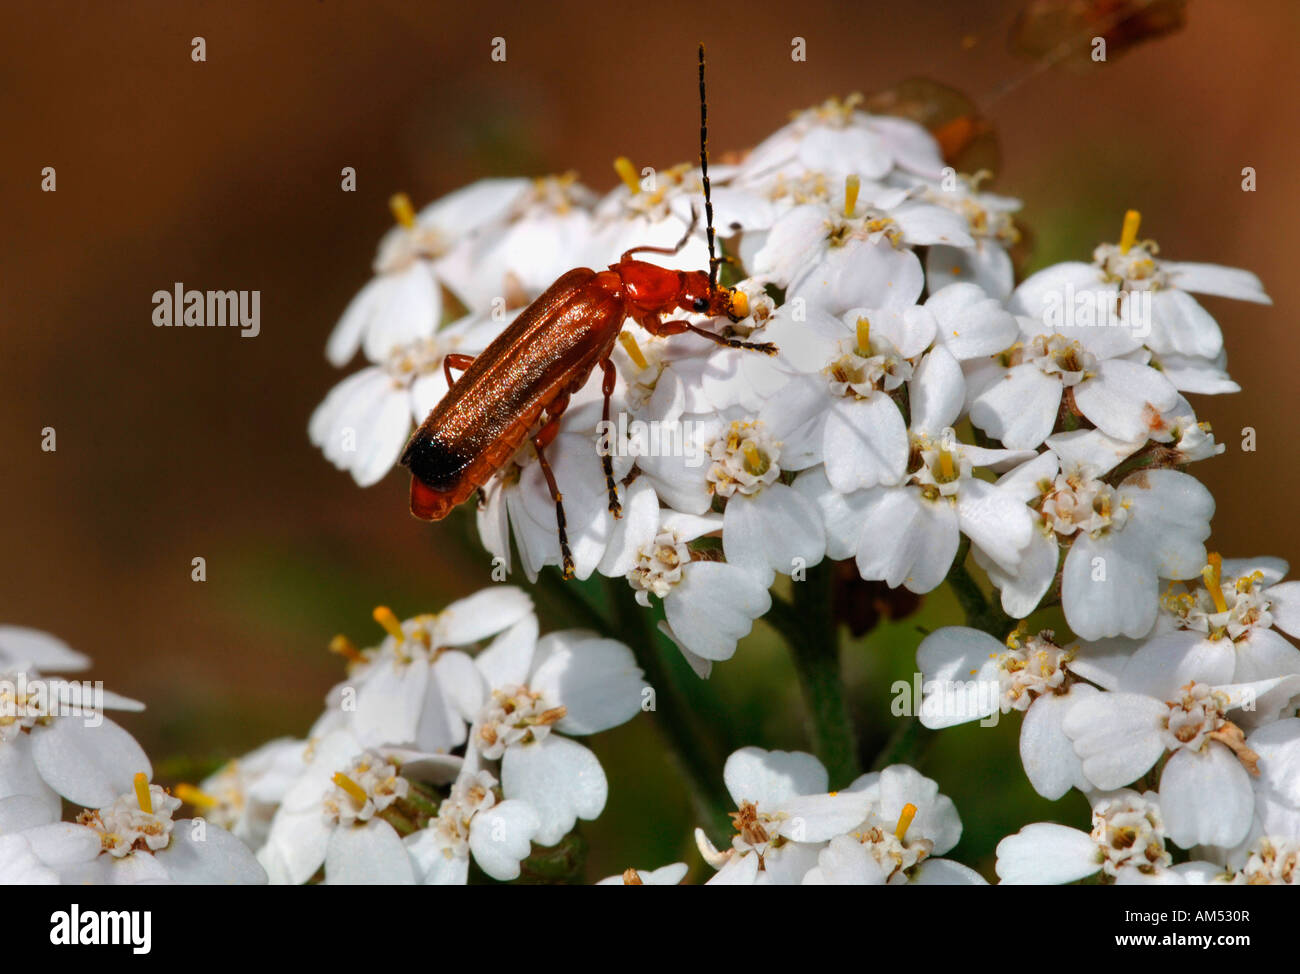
[402,253,758,524]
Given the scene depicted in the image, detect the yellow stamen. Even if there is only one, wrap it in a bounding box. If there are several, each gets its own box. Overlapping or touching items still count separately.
[843,174,861,217]
[372,606,405,642]
[742,442,766,475]
[133,772,153,815]
[1236,570,1265,594]
[855,316,871,356]
[619,332,649,370]
[175,783,218,811]
[729,290,749,320]
[332,772,369,807]
[329,634,365,664]
[895,802,918,840]
[938,450,957,481]
[1118,209,1141,255]
[1202,553,1229,614]
[389,192,416,230]
[614,156,641,195]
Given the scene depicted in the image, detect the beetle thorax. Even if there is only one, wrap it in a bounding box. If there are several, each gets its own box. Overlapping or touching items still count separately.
[615,260,684,313]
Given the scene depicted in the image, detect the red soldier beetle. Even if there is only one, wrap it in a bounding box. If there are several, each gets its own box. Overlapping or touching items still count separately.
[400,44,777,578]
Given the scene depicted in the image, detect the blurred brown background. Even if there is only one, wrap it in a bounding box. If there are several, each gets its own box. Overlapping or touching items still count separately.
[2,1,1296,875]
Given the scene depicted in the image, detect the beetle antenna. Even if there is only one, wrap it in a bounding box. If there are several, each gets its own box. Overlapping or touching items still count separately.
[698,42,719,288]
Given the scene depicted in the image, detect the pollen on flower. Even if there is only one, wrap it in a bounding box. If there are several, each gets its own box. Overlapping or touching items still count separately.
[382,334,468,388]
[1160,681,1235,754]
[766,170,831,206]
[628,529,693,603]
[613,156,641,195]
[997,630,1074,710]
[178,776,243,832]
[607,161,694,221]
[389,192,416,230]
[922,175,1021,247]
[0,668,44,740]
[429,770,499,858]
[1009,334,1097,386]
[843,174,861,217]
[374,197,448,273]
[372,605,406,643]
[908,437,973,502]
[1242,838,1300,885]
[1094,211,1165,291]
[475,685,568,760]
[1159,559,1273,642]
[707,421,782,498]
[78,783,182,859]
[825,325,912,401]
[730,800,775,850]
[1090,791,1171,878]
[322,752,409,827]
[798,92,864,128]
[852,820,934,883]
[1040,471,1130,538]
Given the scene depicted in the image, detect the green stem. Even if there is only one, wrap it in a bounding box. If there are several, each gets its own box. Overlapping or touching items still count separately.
[603,577,732,840]
[871,712,935,771]
[766,563,861,788]
[948,540,1011,637]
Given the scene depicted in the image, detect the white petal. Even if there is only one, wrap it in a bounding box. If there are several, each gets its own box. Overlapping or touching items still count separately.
[474,615,540,690]
[437,587,535,645]
[30,716,151,809]
[996,823,1100,884]
[1163,261,1270,304]
[958,479,1033,574]
[722,484,825,584]
[470,800,541,880]
[664,562,771,662]
[501,735,607,846]
[915,627,1003,728]
[822,395,909,492]
[911,858,987,884]
[156,822,268,884]
[908,345,966,436]
[1160,746,1254,849]
[926,282,1019,359]
[1061,533,1157,640]
[969,364,1062,450]
[1074,359,1179,441]
[723,747,827,807]
[803,834,887,885]
[1121,470,1214,579]
[0,626,90,671]
[325,819,415,884]
[531,637,644,735]
[1061,692,1167,789]
[1020,685,1097,800]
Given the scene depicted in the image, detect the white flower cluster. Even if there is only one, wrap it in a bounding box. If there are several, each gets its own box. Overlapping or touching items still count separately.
[305,97,1299,883]
[13,92,1288,886]
[695,747,982,885]
[0,627,264,884]
[311,96,1271,673]
[235,587,648,884]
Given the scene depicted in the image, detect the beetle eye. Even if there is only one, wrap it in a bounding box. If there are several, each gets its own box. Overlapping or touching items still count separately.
[692,296,709,312]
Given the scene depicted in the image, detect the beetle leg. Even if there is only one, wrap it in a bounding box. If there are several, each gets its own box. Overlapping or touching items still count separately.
[531,420,575,580]
[442,353,476,388]
[598,358,622,519]
[638,313,777,355]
